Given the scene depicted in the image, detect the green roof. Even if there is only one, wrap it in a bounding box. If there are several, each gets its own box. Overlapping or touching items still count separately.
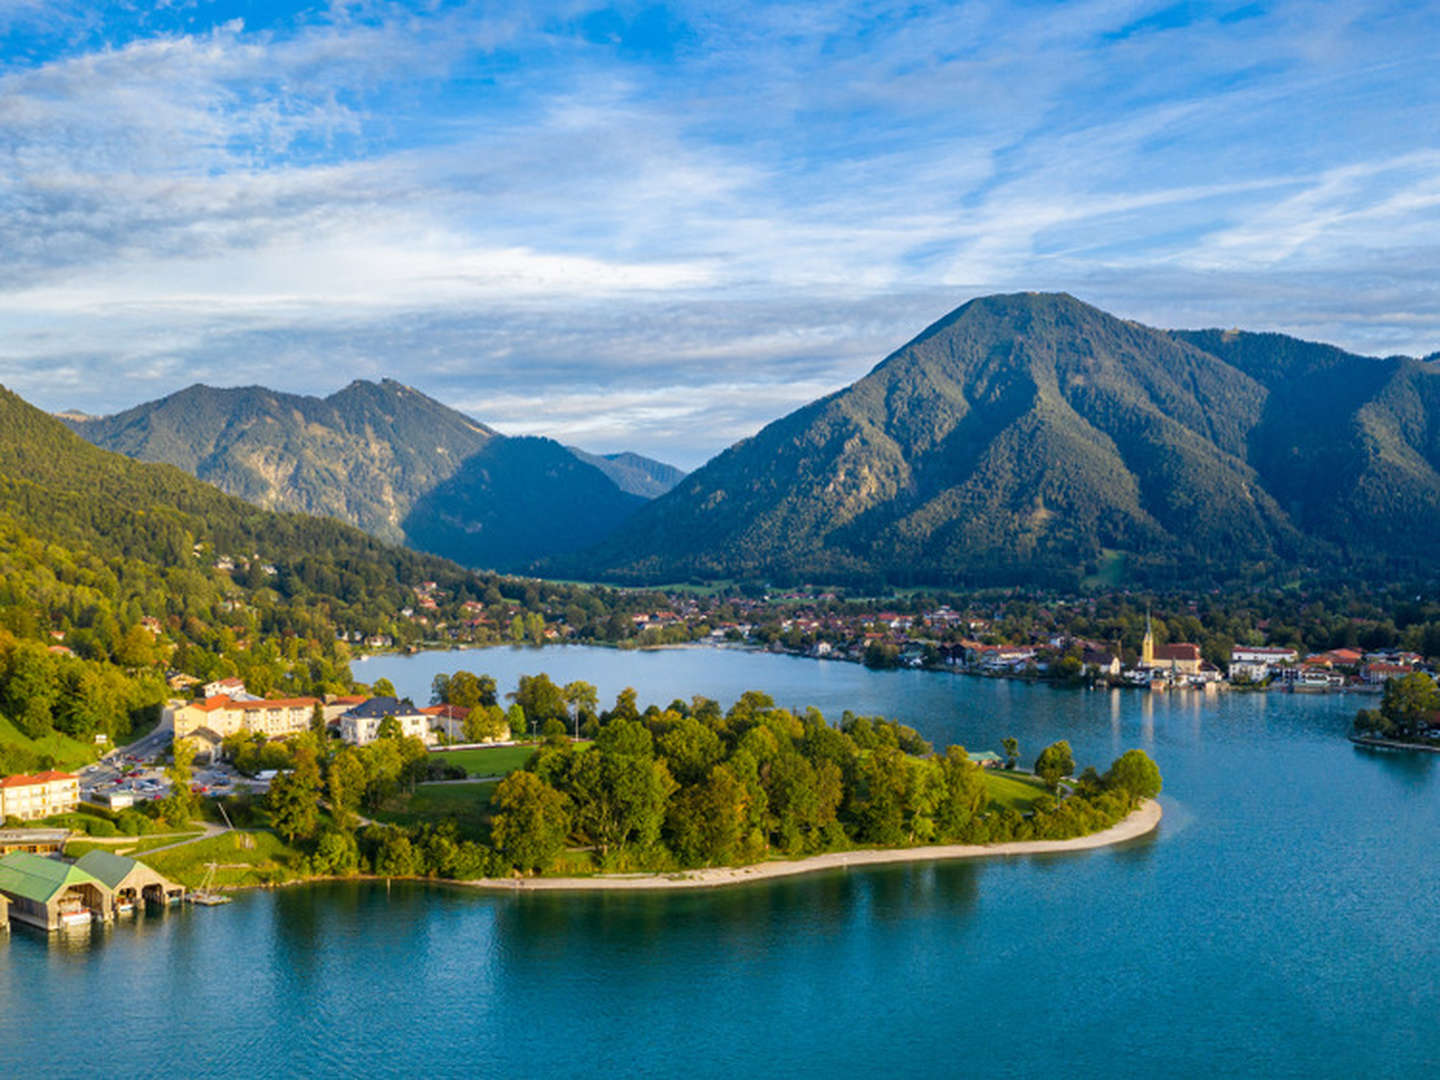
[73,849,140,890]
[969,750,1003,763]
[0,851,103,904]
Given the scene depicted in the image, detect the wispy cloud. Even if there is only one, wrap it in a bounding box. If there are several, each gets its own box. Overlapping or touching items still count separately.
[0,0,1437,463]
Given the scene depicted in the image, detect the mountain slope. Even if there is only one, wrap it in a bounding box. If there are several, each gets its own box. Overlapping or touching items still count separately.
[404,438,647,570]
[0,383,477,607]
[567,448,686,498]
[578,293,1440,586]
[63,380,662,571]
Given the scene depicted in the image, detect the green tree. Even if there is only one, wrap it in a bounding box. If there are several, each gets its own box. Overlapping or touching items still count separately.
[491,771,572,872]
[1105,749,1163,801]
[1378,672,1440,737]
[936,746,987,839]
[1034,741,1075,790]
[371,677,397,698]
[267,741,322,842]
[1002,736,1019,770]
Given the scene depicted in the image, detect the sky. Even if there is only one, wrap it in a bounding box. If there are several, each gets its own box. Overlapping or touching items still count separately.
[0,1,1437,468]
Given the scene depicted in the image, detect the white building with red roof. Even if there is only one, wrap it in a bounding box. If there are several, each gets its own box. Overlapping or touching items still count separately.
[0,771,80,821]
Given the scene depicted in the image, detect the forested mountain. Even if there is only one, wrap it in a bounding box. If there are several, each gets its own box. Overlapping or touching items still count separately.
[0,385,680,769]
[575,293,1440,587]
[63,380,682,570]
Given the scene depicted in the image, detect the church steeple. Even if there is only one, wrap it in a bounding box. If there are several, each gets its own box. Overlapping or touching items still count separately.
[1142,606,1155,667]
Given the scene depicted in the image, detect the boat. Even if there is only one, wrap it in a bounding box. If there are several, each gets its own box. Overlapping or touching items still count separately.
[188,862,232,907]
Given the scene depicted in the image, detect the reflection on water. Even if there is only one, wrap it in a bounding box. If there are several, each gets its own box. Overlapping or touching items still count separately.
[0,648,1436,1080]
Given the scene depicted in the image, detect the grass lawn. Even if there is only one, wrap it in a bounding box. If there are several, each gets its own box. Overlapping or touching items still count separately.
[984,770,1052,813]
[372,780,499,840]
[145,829,307,888]
[0,714,100,771]
[431,745,538,777]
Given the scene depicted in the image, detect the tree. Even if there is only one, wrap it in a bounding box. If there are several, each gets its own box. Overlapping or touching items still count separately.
[463,704,509,743]
[268,741,322,842]
[447,670,497,709]
[491,771,572,872]
[1002,737,1019,770]
[563,680,598,738]
[328,749,366,828]
[371,677,397,698]
[1105,749,1163,801]
[569,727,676,855]
[1378,672,1440,737]
[1034,741,1075,790]
[936,746,987,838]
[312,828,360,876]
[161,736,199,824]
[377,714,402,740]
[510,673,567,730]
[851,747,910,846]
[310,702,327,737]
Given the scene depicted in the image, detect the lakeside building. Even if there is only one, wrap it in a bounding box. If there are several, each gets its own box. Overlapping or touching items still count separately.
[0,851,111,931]
[172,695,321,742]
[339,697,433,746]
[74,850,184,913]
[0,772,80,821]
[1140,614,1203,676]
[1229,645,1299,683]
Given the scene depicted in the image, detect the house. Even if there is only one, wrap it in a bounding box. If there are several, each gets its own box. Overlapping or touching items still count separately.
[172,695,321,742]
[202,676,253,700]
[0,772,80,821]
[184,726,226,764]
[339,697,433,746]
[73,850,184,914]
[1360,662,1412,686]
[421,704,471,741]
[968,750,1004,768]
[1229,645,1299,683]
[1082,648,1122,677]
[0,851,112,930]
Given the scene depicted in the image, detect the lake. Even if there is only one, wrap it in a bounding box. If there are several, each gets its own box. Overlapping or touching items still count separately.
[1,645,1436,1079]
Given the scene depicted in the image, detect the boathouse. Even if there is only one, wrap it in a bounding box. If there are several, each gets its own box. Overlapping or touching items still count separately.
[0,851,112,931]
[74,850,185,913]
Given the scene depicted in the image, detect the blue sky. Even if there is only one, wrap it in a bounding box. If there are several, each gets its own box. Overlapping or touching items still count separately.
[0,1,1436,467]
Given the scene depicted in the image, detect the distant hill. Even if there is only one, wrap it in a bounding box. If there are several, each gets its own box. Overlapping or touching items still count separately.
[574,293,1440,587]
[63,380,680,571]
[567,448,686,498]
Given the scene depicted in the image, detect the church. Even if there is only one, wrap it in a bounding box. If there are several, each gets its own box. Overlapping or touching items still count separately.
[1140,613,1204,676]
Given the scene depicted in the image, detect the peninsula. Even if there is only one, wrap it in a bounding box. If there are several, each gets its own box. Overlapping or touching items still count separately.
[461,798,1163,892]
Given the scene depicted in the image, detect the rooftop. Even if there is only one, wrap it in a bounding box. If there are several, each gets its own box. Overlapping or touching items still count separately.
[0,851,102,904]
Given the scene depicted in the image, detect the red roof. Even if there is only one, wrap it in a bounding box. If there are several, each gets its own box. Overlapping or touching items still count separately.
[1,770,77,788]
[421,704,471,719]
[1153,643,1202,661]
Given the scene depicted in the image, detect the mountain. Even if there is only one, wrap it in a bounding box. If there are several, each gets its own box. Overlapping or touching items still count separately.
[403,438,647,571]
[566,448,686,498]
[576,292,1440,587]
[62,380,674,571]
[0,383,475,607]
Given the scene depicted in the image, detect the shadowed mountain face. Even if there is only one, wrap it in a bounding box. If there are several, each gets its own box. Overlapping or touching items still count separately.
[567,448,686,498]
[63,380,682,572]
[575,293,1440,586]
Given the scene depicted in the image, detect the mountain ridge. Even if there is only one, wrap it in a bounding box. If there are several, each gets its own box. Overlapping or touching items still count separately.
[62,380,683,572]
[572,292,1440,586]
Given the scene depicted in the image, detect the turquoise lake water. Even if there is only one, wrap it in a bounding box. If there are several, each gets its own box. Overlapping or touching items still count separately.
[1,645,1436,1078]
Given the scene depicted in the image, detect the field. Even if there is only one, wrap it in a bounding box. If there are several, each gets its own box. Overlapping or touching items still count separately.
[431,745,538,777]
[0,713,100,771]
[983,770,1052,813]
[372,780,499,839]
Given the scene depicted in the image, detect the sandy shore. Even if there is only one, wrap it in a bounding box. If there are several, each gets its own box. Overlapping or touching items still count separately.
[459,798,1162,893]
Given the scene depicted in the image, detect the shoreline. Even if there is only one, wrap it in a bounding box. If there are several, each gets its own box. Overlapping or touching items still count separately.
[456,798,1162,893]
